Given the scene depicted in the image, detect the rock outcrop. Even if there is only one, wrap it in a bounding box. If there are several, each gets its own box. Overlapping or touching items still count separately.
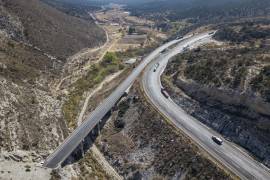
[171,78,270,167]
[163,31,270,167]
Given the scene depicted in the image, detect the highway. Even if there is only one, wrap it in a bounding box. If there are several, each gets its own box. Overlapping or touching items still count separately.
[142,32,270,180]
[43,37,183,168]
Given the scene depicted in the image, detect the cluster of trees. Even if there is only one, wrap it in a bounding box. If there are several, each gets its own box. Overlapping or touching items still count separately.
[169,47,259,89]
[170,0,269,21]
[251,66,270,101]
[214,25,270,43]
[128,27,136,35]
[129,0,270,24]
[168,43,270,102]
[127,0,270,38]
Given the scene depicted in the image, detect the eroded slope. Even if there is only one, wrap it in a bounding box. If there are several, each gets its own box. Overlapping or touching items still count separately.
[2,0,106,60]
[163,21,270,167]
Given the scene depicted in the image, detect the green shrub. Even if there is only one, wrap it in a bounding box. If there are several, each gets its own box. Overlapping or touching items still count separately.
[63,52,124,128]
[251,66,270,101]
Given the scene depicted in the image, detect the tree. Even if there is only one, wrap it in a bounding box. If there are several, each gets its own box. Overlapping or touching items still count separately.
[128,27,136,35]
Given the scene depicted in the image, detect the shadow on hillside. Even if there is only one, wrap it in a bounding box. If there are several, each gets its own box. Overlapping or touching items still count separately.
[61,111,112,167]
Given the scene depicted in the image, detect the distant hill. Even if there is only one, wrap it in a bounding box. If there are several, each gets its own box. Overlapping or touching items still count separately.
[42,0,101,20]
[86,0,157,5]
[129,0,270,22]
[2,0,106,60]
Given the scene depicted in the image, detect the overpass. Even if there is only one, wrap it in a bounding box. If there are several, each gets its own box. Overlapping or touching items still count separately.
[43,38,182,168]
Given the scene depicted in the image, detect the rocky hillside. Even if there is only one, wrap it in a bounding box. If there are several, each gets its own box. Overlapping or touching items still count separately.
[1,0,106,60]
[0,24,70,180]
[95,84,234,179]
[0,35,68,152]
[163,20,270,167]
[0,0,109,178]
[0,0,108,153]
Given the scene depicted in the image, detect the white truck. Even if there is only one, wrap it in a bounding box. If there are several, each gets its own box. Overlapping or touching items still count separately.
[161,88,170,99]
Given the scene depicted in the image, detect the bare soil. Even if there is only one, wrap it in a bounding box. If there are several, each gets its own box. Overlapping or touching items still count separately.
[95,82,234,179]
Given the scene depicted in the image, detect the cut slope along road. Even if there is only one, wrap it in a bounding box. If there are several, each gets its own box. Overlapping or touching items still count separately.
[142,32,270,180]
[43,37,185,168]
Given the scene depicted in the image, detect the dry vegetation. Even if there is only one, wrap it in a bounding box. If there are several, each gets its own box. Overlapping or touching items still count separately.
[0,0,112,178]
[2,0,106,60]
[96,84,234,179]
[0,36,57,85]
[163,20,270,167]
[77,152,111,180]
[63,52,125,129]
[0,32,68,153]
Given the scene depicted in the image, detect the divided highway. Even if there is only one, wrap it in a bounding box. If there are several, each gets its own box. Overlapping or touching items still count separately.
[142,33,270,180]
[43,37,183,168]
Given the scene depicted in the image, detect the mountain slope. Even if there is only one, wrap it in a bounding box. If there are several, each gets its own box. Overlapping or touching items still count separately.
[163,21,270,167]
[0,0,109,178]
[41,0,101,21]
[2,0,106,60]
[129,0,270,22]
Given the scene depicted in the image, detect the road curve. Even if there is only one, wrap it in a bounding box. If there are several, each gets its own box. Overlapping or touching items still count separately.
[43,37,183,169]
[142,33,270,180]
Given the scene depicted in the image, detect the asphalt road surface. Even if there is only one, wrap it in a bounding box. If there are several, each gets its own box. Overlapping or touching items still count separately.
[43,37,184,169]
[142,32,270,180]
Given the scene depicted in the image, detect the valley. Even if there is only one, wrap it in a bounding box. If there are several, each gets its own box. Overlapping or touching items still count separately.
[0,0,270,179]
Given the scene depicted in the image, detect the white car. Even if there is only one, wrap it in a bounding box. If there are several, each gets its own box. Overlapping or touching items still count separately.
[212,136,223,145]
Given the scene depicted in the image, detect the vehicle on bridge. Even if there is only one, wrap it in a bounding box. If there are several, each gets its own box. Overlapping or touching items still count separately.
[212,136,223,145]
[161,88,170,99]
[161,48,168,54]
[183,45,190,52]
[176,36,183,40]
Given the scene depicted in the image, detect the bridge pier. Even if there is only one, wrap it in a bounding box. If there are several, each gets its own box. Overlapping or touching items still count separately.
[80,141,84,157]
[98,121,100,135]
